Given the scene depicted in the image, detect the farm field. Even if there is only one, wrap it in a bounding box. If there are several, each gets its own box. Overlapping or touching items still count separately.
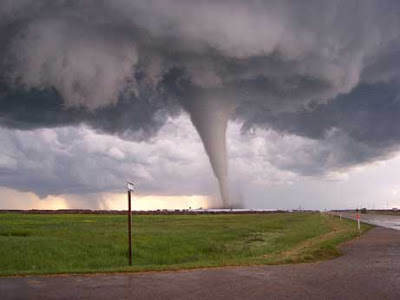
[0,212,370,276]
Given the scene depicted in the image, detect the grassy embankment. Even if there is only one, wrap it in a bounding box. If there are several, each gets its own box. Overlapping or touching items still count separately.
[0,212,370,276]
[361,210,400,216]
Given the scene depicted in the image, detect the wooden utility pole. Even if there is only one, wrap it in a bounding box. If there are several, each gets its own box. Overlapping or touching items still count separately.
[128,189,132,265]
[127,181,134,266]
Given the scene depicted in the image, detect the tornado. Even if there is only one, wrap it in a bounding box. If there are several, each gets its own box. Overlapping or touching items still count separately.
[183,97,235,208]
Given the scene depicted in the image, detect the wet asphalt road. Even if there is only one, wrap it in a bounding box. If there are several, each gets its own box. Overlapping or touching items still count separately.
[1,223,400,300]
[335,212,400,231]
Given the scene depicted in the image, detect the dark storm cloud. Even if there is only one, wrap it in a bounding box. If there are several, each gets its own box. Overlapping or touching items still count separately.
[1,0,400,198]
[0,74,179,140]
[262,83,400,146]
[237,82,400,174]
[2,0,398,111]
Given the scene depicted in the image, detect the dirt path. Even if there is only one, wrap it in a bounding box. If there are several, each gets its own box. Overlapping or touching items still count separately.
[1,227,399,300]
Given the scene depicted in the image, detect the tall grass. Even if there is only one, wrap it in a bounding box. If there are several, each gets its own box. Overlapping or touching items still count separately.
[0,213,370,276]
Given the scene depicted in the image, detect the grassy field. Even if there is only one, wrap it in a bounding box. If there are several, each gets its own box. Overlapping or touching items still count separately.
[0,212,370,276]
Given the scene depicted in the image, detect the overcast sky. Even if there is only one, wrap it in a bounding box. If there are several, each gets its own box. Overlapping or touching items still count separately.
[1,0,400,210]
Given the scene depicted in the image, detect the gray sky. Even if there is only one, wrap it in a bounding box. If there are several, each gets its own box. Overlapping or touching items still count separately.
[1,0,400,209]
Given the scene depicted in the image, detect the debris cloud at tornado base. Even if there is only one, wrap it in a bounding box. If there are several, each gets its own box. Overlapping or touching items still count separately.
[2,1,400,206]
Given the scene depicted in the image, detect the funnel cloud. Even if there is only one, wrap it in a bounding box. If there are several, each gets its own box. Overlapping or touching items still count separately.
[183,97,236,207]
[1,1,400,207]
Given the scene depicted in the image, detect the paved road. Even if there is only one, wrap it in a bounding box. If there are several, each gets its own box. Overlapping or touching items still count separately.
[1,226,399,300]
[336,212,400,230]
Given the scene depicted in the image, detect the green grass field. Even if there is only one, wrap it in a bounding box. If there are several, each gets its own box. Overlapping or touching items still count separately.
[0,212,370,276]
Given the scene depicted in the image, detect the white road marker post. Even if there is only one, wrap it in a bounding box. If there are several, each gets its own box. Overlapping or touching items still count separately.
[340,214,342,221]
[356,212,361,231]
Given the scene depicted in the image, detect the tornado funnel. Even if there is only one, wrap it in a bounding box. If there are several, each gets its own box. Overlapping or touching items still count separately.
[184,97,235,208]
